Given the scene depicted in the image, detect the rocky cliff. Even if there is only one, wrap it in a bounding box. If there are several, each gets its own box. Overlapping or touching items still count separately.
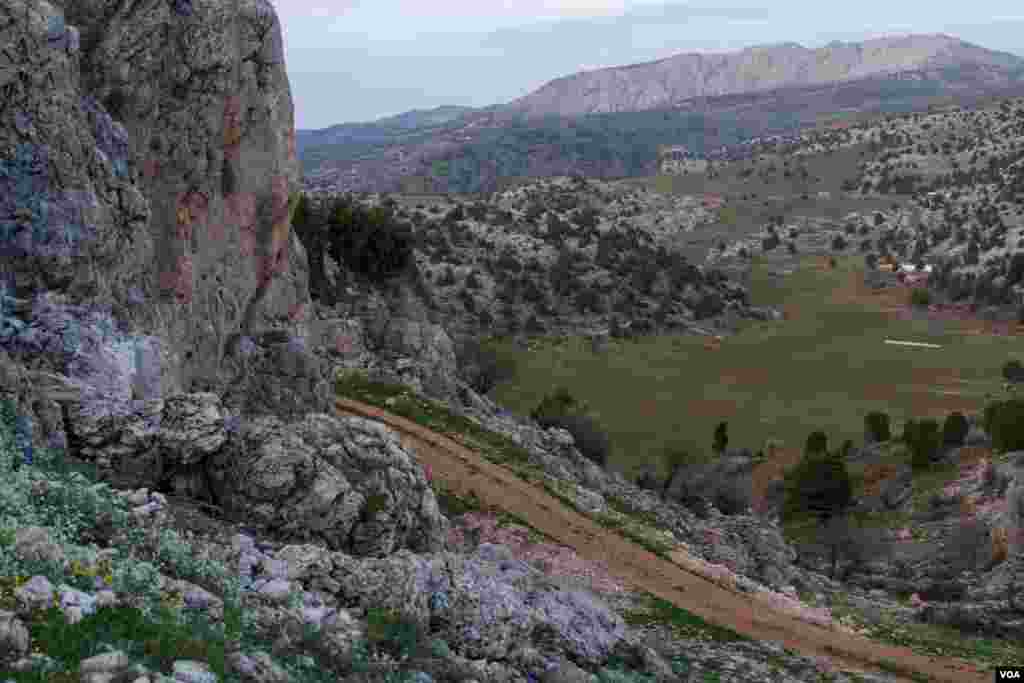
[0,0,310,419]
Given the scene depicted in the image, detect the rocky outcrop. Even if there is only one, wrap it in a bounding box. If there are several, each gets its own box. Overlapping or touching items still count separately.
[1,0,308,406]
[57,388,449,557]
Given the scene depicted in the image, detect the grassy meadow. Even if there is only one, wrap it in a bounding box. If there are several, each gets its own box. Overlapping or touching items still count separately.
[489,253,1023,482]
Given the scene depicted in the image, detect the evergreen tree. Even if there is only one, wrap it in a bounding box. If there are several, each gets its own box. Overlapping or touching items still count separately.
[713,421,729,455]
[784,447,853,523]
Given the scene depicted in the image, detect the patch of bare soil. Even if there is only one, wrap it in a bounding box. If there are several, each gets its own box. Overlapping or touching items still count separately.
[334,397,989,683]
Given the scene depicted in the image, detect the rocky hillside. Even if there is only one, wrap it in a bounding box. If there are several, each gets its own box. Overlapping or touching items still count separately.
[296,176,779,362]
[839,97,1024,312]
[507,34,1024,119]
[4,2,1024,682]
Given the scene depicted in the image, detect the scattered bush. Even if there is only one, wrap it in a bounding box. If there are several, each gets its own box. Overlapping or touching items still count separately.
[942,411,970,447]
[530,387,611,468]
[456,338,516,395]
[364,607,428,661]
[864,411,891,443]
[904,418,942,469]
[804,430,828,456]
[987,399,1024,452]
[1003,359,1024,385]
[983,400,1005,434]
[552,413,611,468]
[711,475,754,515]
[326,198,416,284]
[910,288,932,307]
[712,421,728,455]
[531,386,580,427]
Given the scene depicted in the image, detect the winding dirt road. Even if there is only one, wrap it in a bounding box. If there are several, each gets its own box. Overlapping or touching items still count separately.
[335,397,989,683]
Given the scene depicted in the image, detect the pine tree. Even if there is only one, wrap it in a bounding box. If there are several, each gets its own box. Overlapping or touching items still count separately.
[713,421,729,455]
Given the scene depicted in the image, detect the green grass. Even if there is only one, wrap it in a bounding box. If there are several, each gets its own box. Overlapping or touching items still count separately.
[621,592,749,643]
[826,590,1024,675]
[488,253,1017,482]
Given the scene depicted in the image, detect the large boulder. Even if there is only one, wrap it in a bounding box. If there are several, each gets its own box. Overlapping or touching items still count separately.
[1,0,309,401]
[206,410,448,556]
[60,390,448,557]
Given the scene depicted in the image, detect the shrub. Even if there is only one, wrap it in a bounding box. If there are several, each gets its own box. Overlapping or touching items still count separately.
[983,400,1005,434]
[552,413,611,468]
[712,475,754,516]
[910,288,932,307]
[364,607,428,661]
[531,386,582,428]
[712,421,728,455]
[864,411,891,443]
[783,449,853,522]
[942,411,970,447]
[326,198,415,284]
[804,430,828,456]
[988,399,1024,452]
[831,234,847,251]
[530,388,610,468]
[904,418,941,469]
[1003,359,1024,384]
[457,338,516,395]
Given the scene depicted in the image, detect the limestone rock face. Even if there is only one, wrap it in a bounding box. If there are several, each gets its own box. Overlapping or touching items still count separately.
[1,0,308,398]
[206,410,450,556]
[54,389,449,557]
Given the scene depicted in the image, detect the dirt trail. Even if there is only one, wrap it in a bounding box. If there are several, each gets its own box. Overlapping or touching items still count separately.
[334,397,989,683]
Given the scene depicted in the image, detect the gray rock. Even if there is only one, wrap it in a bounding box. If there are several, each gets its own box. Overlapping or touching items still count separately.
[207,411,448,556]
[880,466,914,510]
[0,0,308,398]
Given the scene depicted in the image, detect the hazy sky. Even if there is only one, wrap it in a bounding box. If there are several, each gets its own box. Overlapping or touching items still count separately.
[276,1,1024,130]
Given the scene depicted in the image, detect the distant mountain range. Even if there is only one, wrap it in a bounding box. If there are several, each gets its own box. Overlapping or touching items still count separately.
[298,34,1024,195]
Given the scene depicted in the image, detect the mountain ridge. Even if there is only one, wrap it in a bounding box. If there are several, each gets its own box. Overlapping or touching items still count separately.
[505,33,1024,119]
[303,33,1024,132]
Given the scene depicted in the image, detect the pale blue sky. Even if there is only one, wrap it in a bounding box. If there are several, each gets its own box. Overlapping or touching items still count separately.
[275,1,1024,130]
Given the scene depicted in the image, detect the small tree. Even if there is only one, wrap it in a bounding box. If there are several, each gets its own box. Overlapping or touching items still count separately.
[712,421,729,455]
[457,339,516,395]
[905,417,941,469]
[805,430,829,456]
[942,411,970,447]
[988,399,1024,452]
[1003,359,1024,385]
[910,288,932,307]
[784,449,854,523]
[864,411,891,443]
